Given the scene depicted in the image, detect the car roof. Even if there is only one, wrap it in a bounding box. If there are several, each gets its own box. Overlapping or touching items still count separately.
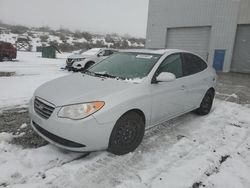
[120,49,186,55]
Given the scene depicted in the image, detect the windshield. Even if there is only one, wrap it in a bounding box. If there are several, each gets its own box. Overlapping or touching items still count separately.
[82,48,101,56]
[88,52,161,80]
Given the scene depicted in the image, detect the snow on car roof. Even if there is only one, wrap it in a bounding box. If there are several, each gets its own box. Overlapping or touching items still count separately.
[120,49,183,55]
[81,48,101,55]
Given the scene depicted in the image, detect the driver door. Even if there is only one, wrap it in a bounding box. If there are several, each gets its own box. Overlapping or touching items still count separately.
[150,53,188,125]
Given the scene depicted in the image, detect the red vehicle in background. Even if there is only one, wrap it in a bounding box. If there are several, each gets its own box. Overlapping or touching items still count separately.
[0,42,17,61]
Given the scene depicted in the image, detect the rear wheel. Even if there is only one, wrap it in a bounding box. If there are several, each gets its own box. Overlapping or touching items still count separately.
[195,89,215,115]
[108,111,145,155]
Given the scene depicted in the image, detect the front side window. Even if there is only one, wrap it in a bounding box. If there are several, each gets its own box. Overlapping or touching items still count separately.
[102,50,112,56]
[155,53,183,78]
[109,50,115,55]
[88,52,161,79]
[182,53,207,76]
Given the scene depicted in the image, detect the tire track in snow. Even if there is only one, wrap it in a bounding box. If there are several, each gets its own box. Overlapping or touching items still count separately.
[17,114,210,188]
[150,119,250,188]
[5,118,229,187]
[0,146,89,187]
[189,124,250,188]
[5,115,192,188]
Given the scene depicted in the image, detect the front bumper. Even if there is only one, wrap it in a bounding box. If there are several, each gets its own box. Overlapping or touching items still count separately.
[65,60,74,70]
[29,98,115,152]
[71,66,82,72]
[65,64,73,71]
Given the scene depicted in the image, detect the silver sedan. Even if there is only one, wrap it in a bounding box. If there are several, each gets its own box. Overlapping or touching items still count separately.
[29,49,217,155]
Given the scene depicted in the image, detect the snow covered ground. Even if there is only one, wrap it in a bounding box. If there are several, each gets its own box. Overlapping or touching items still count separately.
[0,52,250,188]
[0,51,70,109]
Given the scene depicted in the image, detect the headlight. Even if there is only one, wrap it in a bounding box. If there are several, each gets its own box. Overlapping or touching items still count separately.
[58,101,105,120]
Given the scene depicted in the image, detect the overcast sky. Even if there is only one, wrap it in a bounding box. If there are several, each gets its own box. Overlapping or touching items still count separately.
[0,0,149,37]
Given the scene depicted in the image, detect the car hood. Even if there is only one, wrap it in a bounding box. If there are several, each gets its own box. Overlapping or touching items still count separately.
[34,73,135,106]
[67,54,91,59]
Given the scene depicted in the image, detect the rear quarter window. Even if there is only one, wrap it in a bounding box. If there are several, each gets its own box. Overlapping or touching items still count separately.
[182,53,207,76]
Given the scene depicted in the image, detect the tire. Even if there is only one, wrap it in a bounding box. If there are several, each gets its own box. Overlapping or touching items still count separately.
[0,55,3,62]
[108,111,145,155]
[195,89,215,115]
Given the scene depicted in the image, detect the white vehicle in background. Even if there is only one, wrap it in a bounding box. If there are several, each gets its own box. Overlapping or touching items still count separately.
[66,48,118,71]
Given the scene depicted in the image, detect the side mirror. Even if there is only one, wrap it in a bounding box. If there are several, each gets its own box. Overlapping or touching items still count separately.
[98,51,105,57]
[156,72,176,82]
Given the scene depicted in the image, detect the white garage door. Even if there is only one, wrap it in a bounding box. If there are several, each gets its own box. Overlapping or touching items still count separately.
[166,27,211,60]
[231,25,250,73]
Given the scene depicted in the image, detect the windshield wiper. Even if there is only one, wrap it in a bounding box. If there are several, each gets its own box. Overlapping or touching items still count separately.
[83,70,121,79]
[82,69,93,75]
[93,72,117,79]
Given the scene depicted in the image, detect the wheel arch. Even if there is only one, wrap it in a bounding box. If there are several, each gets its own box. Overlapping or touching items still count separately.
[108,108,146,155]
[208,87,215,95]
[120,109,146,125]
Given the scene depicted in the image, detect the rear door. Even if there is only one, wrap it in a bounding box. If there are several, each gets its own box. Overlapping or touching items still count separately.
[182,53,209,108]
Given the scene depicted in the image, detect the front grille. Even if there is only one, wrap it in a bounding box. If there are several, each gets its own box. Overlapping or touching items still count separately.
[66,59,74,66]
[34,97,55,119]
[32,121,86,148]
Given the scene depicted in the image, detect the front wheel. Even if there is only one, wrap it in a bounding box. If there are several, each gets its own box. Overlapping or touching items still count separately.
[7,55,12,61]
[108,111,145,155]
[195,89,215,115]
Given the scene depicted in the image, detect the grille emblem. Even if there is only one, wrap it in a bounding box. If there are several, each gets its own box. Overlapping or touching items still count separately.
[38,104,44,110]
[34,98,55,119]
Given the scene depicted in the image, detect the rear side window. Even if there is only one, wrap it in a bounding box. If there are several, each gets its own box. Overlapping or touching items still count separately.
[182,53,207,76]
[155,53,183,78]
[101,50,114,56]
[103,50,111,56]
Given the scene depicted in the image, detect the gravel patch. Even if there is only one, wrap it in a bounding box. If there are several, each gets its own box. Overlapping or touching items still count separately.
[0,107,47,148]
